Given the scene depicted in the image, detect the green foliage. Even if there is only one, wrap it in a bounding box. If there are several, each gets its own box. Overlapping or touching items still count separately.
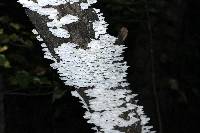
[0,54,10,68]
[9,70,33,89]
[0,16,66,100]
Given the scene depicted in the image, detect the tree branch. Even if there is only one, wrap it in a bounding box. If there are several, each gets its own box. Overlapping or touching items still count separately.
[18,0,154,132]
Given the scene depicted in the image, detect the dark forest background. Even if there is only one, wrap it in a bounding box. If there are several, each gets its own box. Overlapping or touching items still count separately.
[0,0,200,133]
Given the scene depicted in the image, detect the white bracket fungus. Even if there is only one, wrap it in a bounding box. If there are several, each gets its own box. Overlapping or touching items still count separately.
[18,0,155,133]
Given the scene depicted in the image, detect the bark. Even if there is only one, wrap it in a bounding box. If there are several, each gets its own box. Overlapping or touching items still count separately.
[20,1,152,133]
